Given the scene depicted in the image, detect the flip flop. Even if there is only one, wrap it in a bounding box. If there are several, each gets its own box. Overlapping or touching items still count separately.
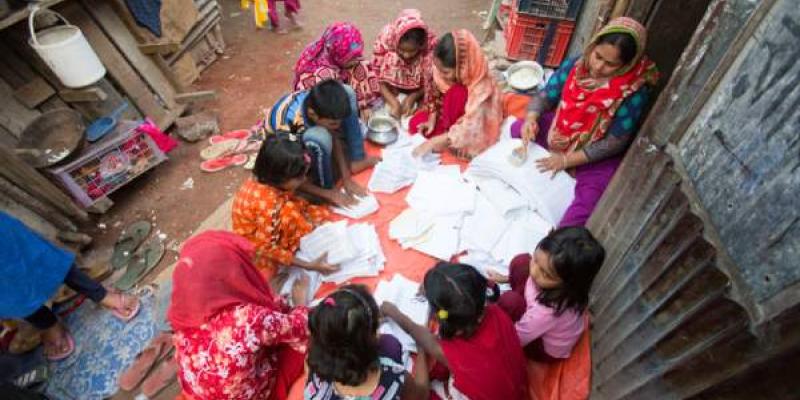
[106,290,141,322]
[45,330,74,362]
[208,129,251,145]
[114,238,165,291]
[13,364,49,388]
[200,140,241,160]
[141,349,177,397]
[111,221,152,270]
[118,333,172,391]
[200,153,248,173]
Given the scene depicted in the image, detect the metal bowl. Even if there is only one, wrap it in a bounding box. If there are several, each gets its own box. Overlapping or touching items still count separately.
[366,116,399,146]
[16,109,85,168]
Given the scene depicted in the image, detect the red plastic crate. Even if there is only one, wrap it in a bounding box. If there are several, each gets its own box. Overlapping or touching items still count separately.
[505,9,575,67]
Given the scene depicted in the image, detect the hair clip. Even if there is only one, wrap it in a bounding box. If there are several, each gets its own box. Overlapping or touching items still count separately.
[288,133,298,142]
[324,297,336,306]
[437,309,449,320]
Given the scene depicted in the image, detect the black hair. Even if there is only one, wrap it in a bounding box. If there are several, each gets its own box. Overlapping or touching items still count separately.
[535,226,605,315]
[307,284,380,386]
[423,262,497,340]
[595,32,638,65]
[252,131,308,186]
[434,32,456,69]
[399,27,427,47]
[304,79,352,120]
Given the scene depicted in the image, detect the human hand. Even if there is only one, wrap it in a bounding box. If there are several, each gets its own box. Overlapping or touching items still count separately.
[522,113,539,144]
[291,274,309,306]
[387,99,402,119]
[328,189,358,208]
[310,253,340,274]
[360,108,373,122]
[486,269,509,284]
[380,301,400,318]
[401,96,417,117]
[535,152,568,178]
[343,179,367,197]
[412,140,434,158]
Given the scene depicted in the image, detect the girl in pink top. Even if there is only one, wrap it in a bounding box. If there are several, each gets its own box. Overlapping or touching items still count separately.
[490,226,605,361]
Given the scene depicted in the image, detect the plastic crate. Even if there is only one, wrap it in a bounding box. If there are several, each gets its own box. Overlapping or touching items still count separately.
[505,10,575,67]
[48,120,167,207]
[515,0,584,20]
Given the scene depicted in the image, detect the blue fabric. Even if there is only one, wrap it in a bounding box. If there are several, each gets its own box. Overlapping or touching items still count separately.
[0,212,74,319]
[44,291,158,399]
[125,0,162,37]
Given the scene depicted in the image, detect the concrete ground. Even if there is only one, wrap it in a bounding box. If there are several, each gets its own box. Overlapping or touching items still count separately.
[99,0,488,398]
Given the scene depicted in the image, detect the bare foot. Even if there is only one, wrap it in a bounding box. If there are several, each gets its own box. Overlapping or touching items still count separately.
[41,323,73,360]
[271,27,289,35]
[287,14,303,30]
[100,290,140,320]
[350,156,381,174]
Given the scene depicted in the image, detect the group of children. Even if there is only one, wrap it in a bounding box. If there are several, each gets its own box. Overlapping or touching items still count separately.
[175,8,630,400]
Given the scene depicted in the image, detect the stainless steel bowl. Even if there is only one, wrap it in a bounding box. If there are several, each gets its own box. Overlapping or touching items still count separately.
[366,116,399,145]
[367,129,398,146]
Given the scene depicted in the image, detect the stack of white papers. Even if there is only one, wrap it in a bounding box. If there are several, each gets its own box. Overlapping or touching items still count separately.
[373,274,430,352]
[368,134,441,193]
[331,193,380,219]
[297,221,386,284]
[278,268,323,307]
[465,138,576,226]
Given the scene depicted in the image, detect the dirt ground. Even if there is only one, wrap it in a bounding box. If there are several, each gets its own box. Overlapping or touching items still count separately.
[82,0,487,283]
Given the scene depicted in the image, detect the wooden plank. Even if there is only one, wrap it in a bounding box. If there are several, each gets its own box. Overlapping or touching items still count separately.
[166,1,220,64]
[0,144,88,220]
[0,0,69,31]
[175,90,217,104]
[81,0,178,109]
[174,15,221,67]
[172,53,199,87]
[0,174,77,231]
[0,78,40,137]
[108,0,198,45]
[13,77,55,108]
[59,87,108,102]
[138,42,181,54]
[59,2,167,124]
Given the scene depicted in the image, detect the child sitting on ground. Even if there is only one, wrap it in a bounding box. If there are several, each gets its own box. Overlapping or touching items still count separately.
[381,262,528,400]
[306,284,429,399]
[489,226,605,362]
[255,79,380,207]
[232,133,339,280]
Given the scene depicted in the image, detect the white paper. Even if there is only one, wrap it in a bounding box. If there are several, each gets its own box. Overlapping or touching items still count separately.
[459,191,509,253]
[279,267,323,307]
[368,136,441,194]
[411,214,463,260]
[320,223,386,284]
[406,166,477,216]
[373,274,430,353]
[297,221,356,265]
[331,193,380,219]
[388,208,434,243]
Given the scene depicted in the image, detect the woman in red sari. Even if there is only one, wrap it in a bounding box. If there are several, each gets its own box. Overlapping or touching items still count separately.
[168,231,310,400]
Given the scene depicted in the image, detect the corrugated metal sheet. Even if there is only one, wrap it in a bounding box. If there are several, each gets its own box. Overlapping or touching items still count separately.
[585,0,799,397]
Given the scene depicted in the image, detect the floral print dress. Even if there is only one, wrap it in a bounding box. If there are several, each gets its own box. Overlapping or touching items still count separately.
[173,300,309,400]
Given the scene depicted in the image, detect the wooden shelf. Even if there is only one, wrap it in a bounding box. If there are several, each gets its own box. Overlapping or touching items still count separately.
[0,0,69,32]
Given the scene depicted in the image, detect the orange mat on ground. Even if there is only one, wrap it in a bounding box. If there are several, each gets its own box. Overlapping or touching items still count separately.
[284,142,589,400]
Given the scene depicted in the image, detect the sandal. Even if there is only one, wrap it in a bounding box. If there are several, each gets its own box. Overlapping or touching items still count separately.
[111,220,152,270]
[13,364,49,388]
[105,290,141,322]
[141,349,177,397]
[114,237,165,291]
[200,153,248,173]
[44,329,74,362]
[200,140,241,160]
[118,333,172,391]
[208,129,251,145]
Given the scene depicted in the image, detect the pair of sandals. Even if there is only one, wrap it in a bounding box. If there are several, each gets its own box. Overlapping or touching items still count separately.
[199,130,261,172]
[45,290,141,361]
[118,332,177,397]
[111,221,166,291]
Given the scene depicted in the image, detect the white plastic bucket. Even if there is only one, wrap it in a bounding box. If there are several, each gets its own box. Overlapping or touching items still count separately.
[28,7,106,88]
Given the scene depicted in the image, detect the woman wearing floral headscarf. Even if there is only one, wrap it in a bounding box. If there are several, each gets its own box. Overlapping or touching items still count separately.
[371,9,436,119]
[293,22,379,117]
[512,17,660,227]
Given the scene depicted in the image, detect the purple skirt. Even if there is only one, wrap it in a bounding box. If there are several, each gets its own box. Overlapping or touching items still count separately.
[510,115,622,227]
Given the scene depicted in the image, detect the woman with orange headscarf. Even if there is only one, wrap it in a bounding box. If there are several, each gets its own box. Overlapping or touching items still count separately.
[411,29,502,159]
[513,17,659,227]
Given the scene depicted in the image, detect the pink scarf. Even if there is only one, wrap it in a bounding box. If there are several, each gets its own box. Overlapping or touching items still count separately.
[292,22,364,88]
[371,9,436,90]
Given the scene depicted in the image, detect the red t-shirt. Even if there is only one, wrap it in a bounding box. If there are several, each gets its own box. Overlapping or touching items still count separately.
[440,304,529,400]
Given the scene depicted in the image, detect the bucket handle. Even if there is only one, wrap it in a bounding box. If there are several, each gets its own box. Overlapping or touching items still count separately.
[28,5,73,47]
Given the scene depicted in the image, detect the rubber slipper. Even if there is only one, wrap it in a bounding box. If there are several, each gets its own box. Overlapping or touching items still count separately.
[200,140,240,160]
[45,330,74,362]
[111,220,152,270]
[13,364,49,388]
[118,333,172,391]
[114,238,165,291]
[200,153,248,173]
[141,355,178,397]
[208,129,251,145]
[105,290,141,322]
